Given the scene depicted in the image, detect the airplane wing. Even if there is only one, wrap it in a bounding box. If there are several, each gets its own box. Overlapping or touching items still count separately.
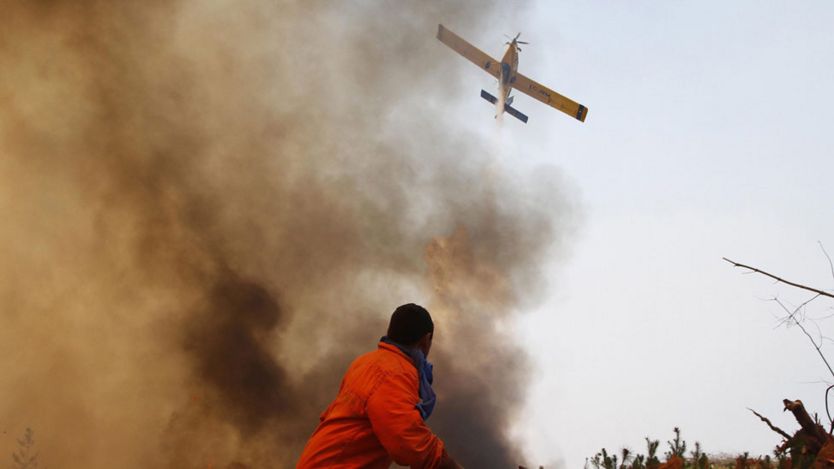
[512,72,588,122]
[437,24,500,80]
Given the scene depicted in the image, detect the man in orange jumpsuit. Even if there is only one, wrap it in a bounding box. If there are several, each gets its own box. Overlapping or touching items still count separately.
[297,304,463,469]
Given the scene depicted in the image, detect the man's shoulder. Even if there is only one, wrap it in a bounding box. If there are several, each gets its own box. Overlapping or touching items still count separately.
[342,347,417,401]
[350,345,415,378]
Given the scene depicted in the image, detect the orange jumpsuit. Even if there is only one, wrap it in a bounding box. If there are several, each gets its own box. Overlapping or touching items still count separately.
[296,342,446,468]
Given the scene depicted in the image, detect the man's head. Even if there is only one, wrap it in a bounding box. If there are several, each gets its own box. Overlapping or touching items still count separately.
[387,303,434,357]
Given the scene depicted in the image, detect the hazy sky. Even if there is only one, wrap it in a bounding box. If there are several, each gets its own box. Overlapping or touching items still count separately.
[436,1,834,467]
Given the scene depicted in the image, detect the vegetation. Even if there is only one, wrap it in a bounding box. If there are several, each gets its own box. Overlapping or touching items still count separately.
[584,427,792,469]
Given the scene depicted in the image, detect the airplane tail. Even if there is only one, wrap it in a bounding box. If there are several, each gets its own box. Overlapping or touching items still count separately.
[480,89,497,105]
[480,89,528,124]
[503,103,528,123]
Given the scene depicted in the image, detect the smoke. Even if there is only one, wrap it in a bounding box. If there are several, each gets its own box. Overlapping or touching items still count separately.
[0,1,578,468]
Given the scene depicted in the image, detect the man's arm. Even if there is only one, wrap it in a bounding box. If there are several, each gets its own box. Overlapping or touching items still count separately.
[367,370,461,468]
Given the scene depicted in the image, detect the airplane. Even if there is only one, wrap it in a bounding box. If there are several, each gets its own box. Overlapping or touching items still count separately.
[436,24,588,124]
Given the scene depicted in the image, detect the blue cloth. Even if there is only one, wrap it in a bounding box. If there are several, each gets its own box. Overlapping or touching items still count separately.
[380,336,437,420]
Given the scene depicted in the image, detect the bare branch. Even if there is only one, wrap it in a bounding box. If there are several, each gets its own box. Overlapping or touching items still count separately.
[772,296,834,380]
[813,318,826,346]
[820,241,834,288]
[723,257,834,300]
[808,312,834,322]
[825,384,834,435]
[749,408,792,440]
[773,295,820,330]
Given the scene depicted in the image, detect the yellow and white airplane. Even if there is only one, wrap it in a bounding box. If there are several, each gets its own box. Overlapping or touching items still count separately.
[436,24,588,124]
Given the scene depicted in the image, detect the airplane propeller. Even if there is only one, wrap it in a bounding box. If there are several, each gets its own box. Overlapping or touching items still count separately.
[504,32,528,51]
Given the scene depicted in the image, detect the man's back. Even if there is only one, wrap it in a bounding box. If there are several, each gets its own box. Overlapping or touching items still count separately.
[296,342,446,469]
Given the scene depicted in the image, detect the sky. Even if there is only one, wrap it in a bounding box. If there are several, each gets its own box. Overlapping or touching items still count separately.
[434,1,834,467]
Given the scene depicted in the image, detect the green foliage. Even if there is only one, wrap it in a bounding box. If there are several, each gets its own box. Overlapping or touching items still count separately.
[665,427,686,459]
[584,428,779,469]
[589,448,618,469]
[645,437,660,469]
[689,441,710,469]
[11,428,38,469]
[619,448,633,469]
[585,427,804,469]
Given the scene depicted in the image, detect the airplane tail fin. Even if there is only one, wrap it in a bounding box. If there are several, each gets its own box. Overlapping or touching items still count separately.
[480,89,497,104]
[480,89,528,124]
[503,103,528,123]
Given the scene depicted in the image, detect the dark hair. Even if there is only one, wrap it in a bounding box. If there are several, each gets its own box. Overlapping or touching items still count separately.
[386,303,433,345]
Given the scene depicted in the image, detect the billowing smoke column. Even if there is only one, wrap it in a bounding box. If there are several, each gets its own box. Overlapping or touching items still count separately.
[0,1,578,467]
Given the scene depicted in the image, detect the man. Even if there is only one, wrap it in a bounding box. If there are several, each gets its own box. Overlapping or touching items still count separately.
[297,304,463,469]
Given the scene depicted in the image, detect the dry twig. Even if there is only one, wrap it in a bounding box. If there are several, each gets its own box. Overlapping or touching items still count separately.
[723,258,834,300]
[772,296,834,381]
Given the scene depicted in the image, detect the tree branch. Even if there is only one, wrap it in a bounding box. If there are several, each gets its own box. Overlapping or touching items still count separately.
[820,242,834,288]
[826,384,834,435]
[774,294,819,329]
[772,296,834,380]
[749,408,792,440]
[723,258,834,300]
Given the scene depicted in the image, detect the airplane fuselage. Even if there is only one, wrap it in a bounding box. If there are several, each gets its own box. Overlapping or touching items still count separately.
[498,41,520,102]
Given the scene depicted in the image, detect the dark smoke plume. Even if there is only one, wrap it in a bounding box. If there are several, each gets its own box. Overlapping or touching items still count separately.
[0,1,578,467]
